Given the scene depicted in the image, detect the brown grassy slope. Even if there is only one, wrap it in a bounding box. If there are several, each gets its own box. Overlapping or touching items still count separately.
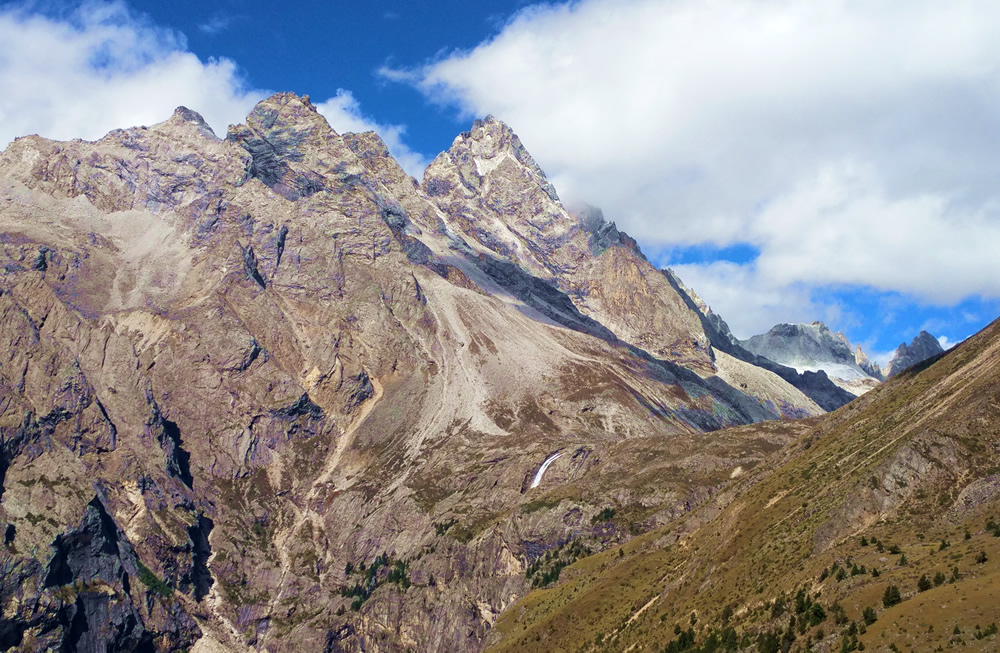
[488,316,1000,653]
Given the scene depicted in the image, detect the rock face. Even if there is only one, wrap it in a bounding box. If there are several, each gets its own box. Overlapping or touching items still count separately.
[886,330,945,377]
[741,322,883,396]
[0,94,855,652]
[854,344,883,379]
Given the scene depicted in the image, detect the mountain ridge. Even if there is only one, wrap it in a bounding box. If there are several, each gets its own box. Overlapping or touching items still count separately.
[0,92,960,652]
[0,92,837,651]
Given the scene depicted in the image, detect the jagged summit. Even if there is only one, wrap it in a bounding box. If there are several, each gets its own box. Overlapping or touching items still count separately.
[886,329,944,377]
[740,322,882,396]
[854,343,883,379]
[427,112,560,203]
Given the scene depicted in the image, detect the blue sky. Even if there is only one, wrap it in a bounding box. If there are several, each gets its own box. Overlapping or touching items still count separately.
[2,0,999,365]
[123,0,528,157]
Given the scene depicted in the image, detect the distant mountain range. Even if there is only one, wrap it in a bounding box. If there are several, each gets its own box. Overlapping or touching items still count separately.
[740,322,945,397]
[0,93,970,652]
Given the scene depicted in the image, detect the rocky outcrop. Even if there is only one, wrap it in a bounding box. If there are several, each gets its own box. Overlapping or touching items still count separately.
[886,330,944,377]
[421,115,826,417]
[854,344,883,380]
[2,495,199,651]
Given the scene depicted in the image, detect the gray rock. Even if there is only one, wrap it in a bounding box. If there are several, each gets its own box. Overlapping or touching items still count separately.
[886,330,945,377]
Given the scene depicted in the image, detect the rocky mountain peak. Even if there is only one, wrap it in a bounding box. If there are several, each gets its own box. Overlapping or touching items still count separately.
[740,322,879,394]
[886,330,945,377]
[245,92,327,134]
[426,113,559,203]
[854,344,883,379]
[226,92,349,201]
[166,106,217,138]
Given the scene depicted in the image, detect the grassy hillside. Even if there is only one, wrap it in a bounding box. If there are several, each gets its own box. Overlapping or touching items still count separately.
[488,318,1000,653]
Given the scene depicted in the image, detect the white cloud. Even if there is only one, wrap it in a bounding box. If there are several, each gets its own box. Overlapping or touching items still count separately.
[0,2,426,178]
[937,335,961,350]
[315,90,429,179]
[0,2,265,146]
[390,0,1000,336]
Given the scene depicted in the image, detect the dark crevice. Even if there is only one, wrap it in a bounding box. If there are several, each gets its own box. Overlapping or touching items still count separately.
[161,419,194,489]
[94,398,118,450]
[44,535,73,587]
[187,516,214,602]
[240,243,266,289]
[33,246,49,272]
[274,224,289,272]
[231,338,266,373]
[146,392,195,489]
[271,393,323,420]
[67,596,90,651]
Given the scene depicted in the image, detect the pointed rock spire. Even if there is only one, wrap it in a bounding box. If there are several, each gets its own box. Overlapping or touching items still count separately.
[226,93,338,201]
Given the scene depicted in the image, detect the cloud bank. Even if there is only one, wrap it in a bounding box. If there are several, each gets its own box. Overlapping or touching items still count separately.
[391,0,1000,337]
[0,2,425,177]
[0,2,264,146]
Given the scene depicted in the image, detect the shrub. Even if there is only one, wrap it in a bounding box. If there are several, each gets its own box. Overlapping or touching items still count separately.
[933,571,946,586]
[807,603,826,627]
[863,606,877,625]
[591,507,616,524]
[882,585,902,608]
[137,562,173,598]
[917,575,932,592]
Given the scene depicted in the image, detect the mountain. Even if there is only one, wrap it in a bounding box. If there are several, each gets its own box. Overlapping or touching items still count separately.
[0,93,859,651]
[854,343,883,379]
[886,330,945,377]
[488,314,1000,653]
[741,322,883,396]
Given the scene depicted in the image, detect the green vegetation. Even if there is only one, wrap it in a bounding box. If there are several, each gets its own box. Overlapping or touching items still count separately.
[525,539,591,588]
[433,518,456,535]
[591,506,617,524]
[136,562,173,598]
[339,552,411,611]
[882,585,902,608]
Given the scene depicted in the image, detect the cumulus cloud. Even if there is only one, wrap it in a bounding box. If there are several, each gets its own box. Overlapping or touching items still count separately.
[389,0,1000,336]
[315,90,429,178]
[0,2,426,178]
[0,2,265,146]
